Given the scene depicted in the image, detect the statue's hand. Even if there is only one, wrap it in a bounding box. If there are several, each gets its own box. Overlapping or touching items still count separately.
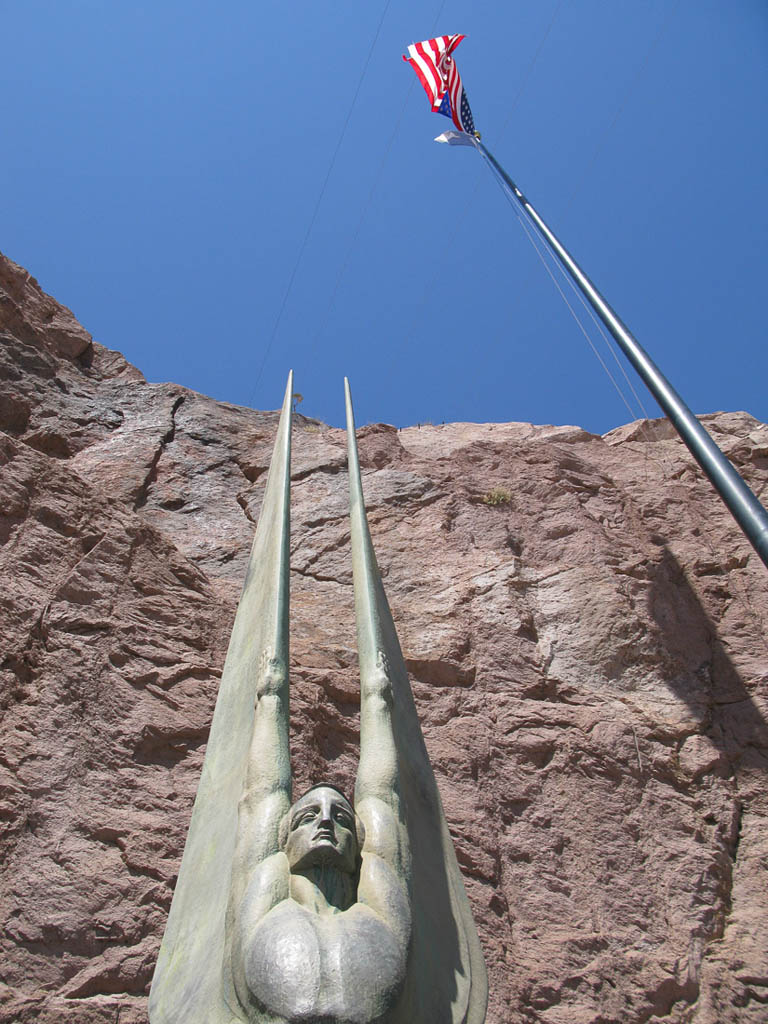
[255,655,287,700]
[362,651,394,705]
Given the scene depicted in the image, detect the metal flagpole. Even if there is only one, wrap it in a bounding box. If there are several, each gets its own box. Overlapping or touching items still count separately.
[441,131,768,569]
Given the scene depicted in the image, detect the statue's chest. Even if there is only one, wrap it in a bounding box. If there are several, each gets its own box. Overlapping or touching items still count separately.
[243,901,403,1024]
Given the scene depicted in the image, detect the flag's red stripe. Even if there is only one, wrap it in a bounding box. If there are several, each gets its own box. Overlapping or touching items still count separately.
[402,33,470,127]
[415,40,444,104]
[428,36,444,62]
[448,63,463,131]
[403,55,436,106]
[429,37,447,109]
[405,43,442,107]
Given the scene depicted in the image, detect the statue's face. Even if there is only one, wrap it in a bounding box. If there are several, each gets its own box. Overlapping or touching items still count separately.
[283,786,359,875]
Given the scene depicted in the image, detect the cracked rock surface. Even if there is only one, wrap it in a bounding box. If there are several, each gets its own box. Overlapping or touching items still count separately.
[1,250,768,1023]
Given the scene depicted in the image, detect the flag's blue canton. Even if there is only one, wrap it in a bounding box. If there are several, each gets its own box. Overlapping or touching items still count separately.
[438,87,476,134]
[460,90,476,134]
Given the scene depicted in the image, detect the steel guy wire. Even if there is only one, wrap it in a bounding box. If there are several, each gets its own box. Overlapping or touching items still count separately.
[310,0,454,356]
[249,0,394,405]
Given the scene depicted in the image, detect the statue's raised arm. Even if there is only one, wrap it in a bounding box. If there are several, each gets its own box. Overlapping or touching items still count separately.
[344,378,488,1024]
[346,380,411,946]
[149,375,295,1024]
[228,374,293,908]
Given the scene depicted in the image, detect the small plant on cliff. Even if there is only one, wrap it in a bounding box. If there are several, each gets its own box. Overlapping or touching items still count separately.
[481,487,512,507]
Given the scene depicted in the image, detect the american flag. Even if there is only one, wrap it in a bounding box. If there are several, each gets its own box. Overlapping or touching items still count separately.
[402,34,476,134]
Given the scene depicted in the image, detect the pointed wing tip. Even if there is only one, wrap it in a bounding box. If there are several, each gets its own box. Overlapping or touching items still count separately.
[344,379,356,435]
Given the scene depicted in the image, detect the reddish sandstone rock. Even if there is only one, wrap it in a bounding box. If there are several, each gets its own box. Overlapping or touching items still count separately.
[1,250,767,1023]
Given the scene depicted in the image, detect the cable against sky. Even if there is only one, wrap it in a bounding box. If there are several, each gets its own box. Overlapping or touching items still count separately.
[563,0,681,213]
[499,0,563,139]
[249,0,394,404]
[309,79,416,356]
[308,0,452,358]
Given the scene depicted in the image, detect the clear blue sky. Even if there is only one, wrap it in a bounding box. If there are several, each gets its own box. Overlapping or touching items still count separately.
[2,1,766,433]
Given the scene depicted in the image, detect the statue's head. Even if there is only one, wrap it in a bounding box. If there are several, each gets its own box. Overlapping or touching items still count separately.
[281,784,363,876]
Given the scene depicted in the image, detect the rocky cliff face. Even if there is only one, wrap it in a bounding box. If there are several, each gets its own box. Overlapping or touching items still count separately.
[1,251,767,1024]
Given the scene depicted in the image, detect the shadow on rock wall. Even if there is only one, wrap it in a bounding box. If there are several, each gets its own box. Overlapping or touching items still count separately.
[647,545,768,778]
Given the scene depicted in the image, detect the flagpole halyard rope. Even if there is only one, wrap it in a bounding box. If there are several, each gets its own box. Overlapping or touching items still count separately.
[481,140,768,590]
[480,139,684,512]
[502,165,653,421]
[474,138,768,567]
[481,149,644,424]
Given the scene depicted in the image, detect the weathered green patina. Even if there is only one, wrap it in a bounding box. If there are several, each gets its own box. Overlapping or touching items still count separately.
[149,375,487,1023]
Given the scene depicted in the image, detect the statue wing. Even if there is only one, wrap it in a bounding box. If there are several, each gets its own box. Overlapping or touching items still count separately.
[149,374,294,1024]
[346,379,488,1024]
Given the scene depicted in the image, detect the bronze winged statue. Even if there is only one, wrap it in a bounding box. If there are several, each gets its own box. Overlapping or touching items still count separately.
[149,375,487,1024]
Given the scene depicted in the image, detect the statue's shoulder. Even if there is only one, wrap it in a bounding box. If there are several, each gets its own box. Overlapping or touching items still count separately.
[240,852,290,927]
[255,896,310,931]
[343,899,398,932]
[244,850,287,887]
